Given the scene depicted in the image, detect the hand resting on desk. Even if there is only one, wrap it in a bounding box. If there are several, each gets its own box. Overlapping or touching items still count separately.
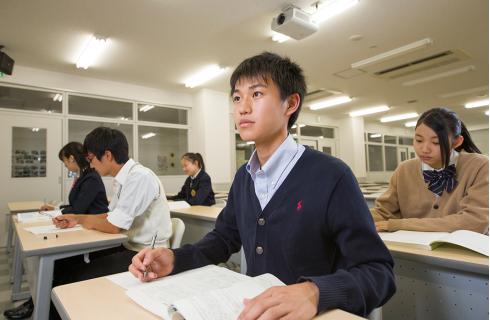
[375,220,389,232]
[53,214,78,229]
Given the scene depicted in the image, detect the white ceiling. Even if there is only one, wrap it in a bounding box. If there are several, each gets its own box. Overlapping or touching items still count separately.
[0,0,488,128]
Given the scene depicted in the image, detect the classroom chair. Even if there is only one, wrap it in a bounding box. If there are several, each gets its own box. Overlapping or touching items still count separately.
[213,199,227,208]
[170,218,185,249]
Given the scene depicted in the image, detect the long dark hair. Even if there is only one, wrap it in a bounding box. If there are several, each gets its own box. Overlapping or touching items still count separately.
[58,142,91,174]
[416,108,481,167]
[182,152,205,172]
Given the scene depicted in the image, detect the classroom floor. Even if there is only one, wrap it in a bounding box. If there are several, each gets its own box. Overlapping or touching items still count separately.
[0,247,30,320]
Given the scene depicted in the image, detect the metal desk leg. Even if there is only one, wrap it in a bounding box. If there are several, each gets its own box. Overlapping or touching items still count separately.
[11,235,29,301]
[32,255,56,320]
[6,213,13,254]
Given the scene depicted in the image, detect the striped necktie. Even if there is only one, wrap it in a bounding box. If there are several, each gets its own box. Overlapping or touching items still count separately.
[423,164,457,196]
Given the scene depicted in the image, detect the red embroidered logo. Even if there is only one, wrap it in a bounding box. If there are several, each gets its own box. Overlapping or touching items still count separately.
[297,200,302,211]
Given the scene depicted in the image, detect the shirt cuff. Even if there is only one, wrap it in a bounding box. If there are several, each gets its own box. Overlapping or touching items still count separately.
[106,208,132,230]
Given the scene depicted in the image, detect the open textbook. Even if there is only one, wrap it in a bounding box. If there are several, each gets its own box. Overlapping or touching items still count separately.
[16,209,62,223]
[379,230,489,256]
[115,265,284,320]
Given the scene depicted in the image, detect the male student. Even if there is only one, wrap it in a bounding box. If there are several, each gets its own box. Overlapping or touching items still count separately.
[52,126,172,283]
[129,52,396,319]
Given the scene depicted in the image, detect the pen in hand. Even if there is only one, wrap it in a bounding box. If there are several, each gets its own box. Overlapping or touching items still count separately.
[143,233,158,279]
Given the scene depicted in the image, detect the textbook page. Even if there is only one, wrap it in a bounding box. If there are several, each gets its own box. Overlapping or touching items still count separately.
[126,265,248,319]
[379,231,449,249]
[24,224,83,234]
[17,210,62,223]
[168,201,191,210]
[107,272,145,290]
[435,230,489,256]
[173,273,285,320]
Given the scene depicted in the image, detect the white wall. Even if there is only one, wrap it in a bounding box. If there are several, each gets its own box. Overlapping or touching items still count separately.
[468,127,489,156]
[190,89,233,184]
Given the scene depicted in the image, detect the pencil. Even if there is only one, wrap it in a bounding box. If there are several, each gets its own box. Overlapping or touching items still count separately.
[143,233,158,278]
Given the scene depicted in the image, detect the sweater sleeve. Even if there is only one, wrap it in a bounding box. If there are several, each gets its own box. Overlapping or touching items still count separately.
[171,185,241,274]
[388,160,489,233]
[371,167,402,222]
[302,167,396,316]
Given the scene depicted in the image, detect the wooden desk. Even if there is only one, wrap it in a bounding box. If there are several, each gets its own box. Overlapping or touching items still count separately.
[383,242,489,319]
[11,219,127,320]
[6,201,45,253]
[52,276,363,320]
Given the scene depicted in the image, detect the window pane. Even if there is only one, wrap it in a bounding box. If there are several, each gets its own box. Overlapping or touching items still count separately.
[398,136,413,145]
[300,125,335,138]
[12,127,47,177]
[236,133,254,169]
[385,146,397,171]
[367,133,382,143]
[137,104,187,124]
[384,135,397,144]
[69,95,132,120]
[368,145,383,171]
[0,85,62,113]
[138,126,188,175]
[68,120,134,157]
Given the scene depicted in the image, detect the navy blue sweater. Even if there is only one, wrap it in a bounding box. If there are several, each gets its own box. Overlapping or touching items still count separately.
[173,148,395,316]
[60,169,108,214]
[168,170,215,206]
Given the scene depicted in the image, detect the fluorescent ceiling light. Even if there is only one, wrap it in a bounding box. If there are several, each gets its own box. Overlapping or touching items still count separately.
[272,32,290,43]
[312,0,359,24]
[369,133,381,138]
[32,128,40,132]
[349,105,390,117]
[351,38,432,69]
[485,110,489,116]
[139,104,155,112]
[246,141,255,145]
[119,116,129,121]
[141,132,156,139]
[380,112,418,123]
[402,65,475,86]
[405,121,417,127]
[464,99,489,109]
[439,86,488,98]
[291,123,306,129]
[184,65,227,88]
[76,35,109,69]
[309,95,352,110]
[53,94,62,102]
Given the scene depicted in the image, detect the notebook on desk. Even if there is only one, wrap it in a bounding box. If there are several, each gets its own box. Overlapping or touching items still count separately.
[379,230,489,256]
[108,265,284,320]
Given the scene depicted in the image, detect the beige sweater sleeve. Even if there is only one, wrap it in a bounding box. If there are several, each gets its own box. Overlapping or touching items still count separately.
[371,168,403,222]
[388,159,489,233]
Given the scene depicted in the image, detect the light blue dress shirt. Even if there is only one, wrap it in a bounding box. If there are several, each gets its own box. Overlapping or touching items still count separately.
[246,134,305,209]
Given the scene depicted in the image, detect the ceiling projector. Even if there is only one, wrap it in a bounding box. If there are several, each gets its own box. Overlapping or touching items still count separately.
[271,7,318,40]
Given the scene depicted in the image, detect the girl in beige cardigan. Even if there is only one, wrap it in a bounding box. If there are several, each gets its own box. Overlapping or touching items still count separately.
[373,108,489,234]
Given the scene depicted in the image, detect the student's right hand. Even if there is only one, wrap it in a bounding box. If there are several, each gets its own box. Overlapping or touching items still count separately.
[129,247,175,282]
[40,204,55,211]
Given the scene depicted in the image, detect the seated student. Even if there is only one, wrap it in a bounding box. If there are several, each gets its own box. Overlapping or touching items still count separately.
[373,108,489,233]
[129,52,395,319]
[50,127,172,319]
[3,142,109,320]
[167,152,215,206]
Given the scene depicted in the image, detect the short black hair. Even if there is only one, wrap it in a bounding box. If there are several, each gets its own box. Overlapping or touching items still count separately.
[416,107,481,167]
[83,127,129,164]
[58,141,90,172]
[230,52,306,129]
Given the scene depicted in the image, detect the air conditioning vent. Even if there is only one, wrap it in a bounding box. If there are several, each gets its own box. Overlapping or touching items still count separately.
[305,88,341,102]
[354,49,470,80]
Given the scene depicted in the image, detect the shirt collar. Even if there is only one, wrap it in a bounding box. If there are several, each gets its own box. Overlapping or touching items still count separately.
[191,169,201,180]
[421,149,459,171]
[246,134,299,182]
[114,158,135,186]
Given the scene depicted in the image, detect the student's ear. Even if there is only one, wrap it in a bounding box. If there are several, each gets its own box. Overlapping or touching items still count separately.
[452,135,464,149]
[105,150,114,162]
[285,93,301,116]
[69,155,75,163]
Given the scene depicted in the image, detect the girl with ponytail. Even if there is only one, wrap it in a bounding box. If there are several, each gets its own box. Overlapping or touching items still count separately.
[373,108,488,233]
[168,152,216,206]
